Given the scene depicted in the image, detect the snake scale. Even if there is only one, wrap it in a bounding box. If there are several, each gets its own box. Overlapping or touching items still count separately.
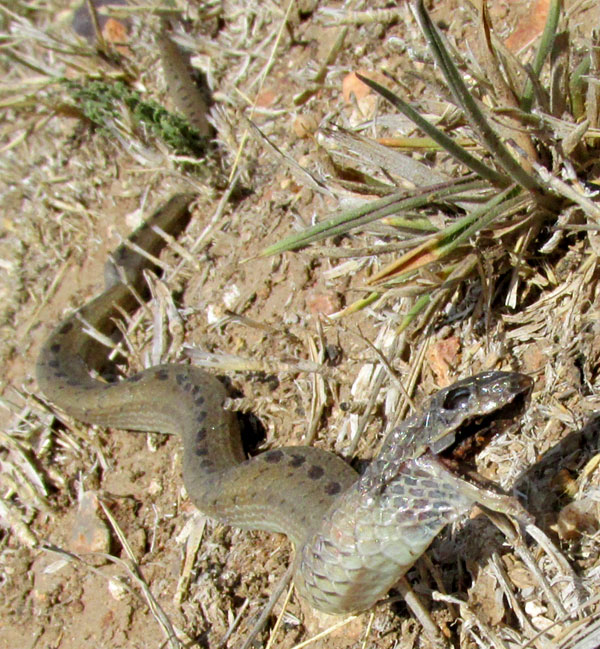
[37,193,533,614]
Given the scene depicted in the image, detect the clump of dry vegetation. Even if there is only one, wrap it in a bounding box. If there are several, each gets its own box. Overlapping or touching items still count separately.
[266,0,600,329]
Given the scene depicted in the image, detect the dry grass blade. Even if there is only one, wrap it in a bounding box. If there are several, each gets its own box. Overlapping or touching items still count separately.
[367,186,522,285]
[355,73,511,186]
[98,500,184,649]
[43,541,186,649]
[321,124,450,188]
[245,117,332,195]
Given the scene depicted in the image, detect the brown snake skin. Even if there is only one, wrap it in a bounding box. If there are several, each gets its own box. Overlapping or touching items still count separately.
[37,194,533,614]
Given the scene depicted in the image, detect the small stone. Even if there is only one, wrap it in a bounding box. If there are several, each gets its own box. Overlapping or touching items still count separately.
[69,491,111,554]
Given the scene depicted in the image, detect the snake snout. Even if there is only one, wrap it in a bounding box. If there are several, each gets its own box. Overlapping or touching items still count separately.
[429,371,533,458]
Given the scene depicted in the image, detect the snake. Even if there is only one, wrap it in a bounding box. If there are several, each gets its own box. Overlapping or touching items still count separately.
[37,193,534,615]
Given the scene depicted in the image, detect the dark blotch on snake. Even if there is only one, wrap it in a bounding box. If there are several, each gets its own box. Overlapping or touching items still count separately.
[197,411,207,423]
[196,428,206,443]
[128,374,143,382]
[265,450,284,463]
[308,465,325,480]
[155,369,169,381]
[48,360,59,368]
[289,454,306,467]
[50,343,61,353]
[176,373,186,386]
[195,446,208,457]
[325,481,342,495]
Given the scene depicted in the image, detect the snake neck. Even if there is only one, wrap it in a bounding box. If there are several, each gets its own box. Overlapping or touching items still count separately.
[294,452,477,615]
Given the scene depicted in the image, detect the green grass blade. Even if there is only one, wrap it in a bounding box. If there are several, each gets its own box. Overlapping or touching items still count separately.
[521,0,562,112]
[369,185,523,284]
[412,0,542,193]
[331,292,381,318]
[397,293,431,333]
[570,55,591,120]
[260,179,486,256]
[355,74,510,187]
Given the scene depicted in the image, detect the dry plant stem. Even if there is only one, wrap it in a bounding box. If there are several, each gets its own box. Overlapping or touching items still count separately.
[529,158,600,222]
[489,553,540,638]
[395,577,449,648]
[219,598,250,646]
[421,552,458,618]
[43,543,184,649]
[359,329,416,411]
[346,331,407,457]
[264,583,294,649]
[99,501,184,649]
[21,254,71,338]
[359,612,376,649]
[245,117,331,195]
[304,327,326,444]
[238,564,294,649]
[549,596,600,649]
[174,515,206,605]
[485,510,569,618]
[347,361,388,457]
[389,337,428,432]
[524,523,584,601]
[293,26,348,105]
[178,172,240,269]
[318,7,401,26]
[286,616,359,649]
[227,0,296,184]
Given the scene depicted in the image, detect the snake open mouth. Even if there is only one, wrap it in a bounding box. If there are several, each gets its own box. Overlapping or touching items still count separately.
[439,385,531,466]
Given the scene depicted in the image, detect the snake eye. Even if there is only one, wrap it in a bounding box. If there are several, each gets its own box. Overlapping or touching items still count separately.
[442,386,471,411]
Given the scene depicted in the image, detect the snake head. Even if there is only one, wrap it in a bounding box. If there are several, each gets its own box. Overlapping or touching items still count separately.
[358,371,532,504]
[425,370,533,456]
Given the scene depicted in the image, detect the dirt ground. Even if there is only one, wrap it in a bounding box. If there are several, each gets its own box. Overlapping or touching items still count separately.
[2,1,600,648]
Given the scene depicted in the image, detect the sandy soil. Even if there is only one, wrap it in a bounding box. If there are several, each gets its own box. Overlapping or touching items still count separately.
[1,1,600,648]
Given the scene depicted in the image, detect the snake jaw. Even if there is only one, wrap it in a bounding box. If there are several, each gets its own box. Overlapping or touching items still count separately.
[426,371,533,456]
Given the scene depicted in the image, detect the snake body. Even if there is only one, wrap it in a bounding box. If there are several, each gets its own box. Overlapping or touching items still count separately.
[37,194,532,614]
